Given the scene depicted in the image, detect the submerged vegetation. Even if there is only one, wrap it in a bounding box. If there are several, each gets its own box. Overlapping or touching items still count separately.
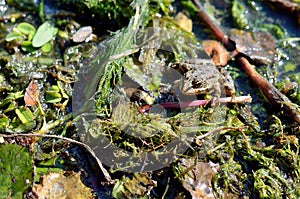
[0,0,299,198]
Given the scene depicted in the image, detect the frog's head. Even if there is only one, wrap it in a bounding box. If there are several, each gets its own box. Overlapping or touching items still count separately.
[181,78,209,95]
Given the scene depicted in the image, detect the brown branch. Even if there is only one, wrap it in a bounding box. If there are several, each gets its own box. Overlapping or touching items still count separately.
[238,57,300,124]
[193,0,235,50]
[193,0,300,124]
[0,133,113,184]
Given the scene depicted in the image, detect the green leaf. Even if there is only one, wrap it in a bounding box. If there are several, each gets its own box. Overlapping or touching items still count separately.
[13,122,36,133]
[34,167,62,183]
[58,30,69,39]
[17,22,36,35]
[0,114,9,132]
[289,72,300,84]
[45,92,62,103]
[0,91,23,108]
[45,86,62,103]
[5,32,23,42]
[112,179,125,198]
[283,63,296,73]
[57,81,69,99]
[15,106,34,124]
[23,57,56,65]
[50,85,60,92]
[0,144,33,198]
[231,0,248,29]
[32,21,56,47]
[41,42,52,53]
[21,40,37,52]
[4,102,17,113]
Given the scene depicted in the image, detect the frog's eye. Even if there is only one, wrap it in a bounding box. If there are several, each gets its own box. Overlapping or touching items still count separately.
[193,80,207,88]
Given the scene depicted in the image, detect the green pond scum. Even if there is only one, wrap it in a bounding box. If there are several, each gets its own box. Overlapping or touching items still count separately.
[0,0,299,198]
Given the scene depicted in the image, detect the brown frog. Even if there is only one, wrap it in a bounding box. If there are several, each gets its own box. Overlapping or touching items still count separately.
[171,59,235,101]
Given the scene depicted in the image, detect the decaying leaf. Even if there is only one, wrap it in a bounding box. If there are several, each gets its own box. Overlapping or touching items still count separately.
[178,158,219,199]
[203,40,229,66]
[229,29,276,65]
[112,173,157,198]
[24,80,39,106]
[72,26,93,43]
[32,171,93,199]
[175,12,193,32]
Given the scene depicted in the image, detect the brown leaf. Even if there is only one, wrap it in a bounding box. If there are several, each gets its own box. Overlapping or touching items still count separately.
[24,80,39,106]
[32,171,93,199]
[203,40,229,66]
[72,26,93,43]
[229,29,276,65]
[112,172,157,198]
[175,12,193,32]
[179,158,219,199]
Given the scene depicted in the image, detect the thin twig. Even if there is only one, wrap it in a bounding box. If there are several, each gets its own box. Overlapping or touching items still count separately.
[161,177,170,199]
[193,0,235,50]
[0,12,26,22]
[195,126,246,141]
[0,133,113,184]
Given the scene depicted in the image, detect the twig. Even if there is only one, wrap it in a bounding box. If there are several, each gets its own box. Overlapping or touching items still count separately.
[0,133,113,184]
[161,177,170,199]
[195,126,245,141]
[193,0,235,50]
[0,12,26,22]
[193,1,300,124]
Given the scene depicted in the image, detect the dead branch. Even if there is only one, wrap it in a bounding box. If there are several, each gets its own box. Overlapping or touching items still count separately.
[193,0,235,50]
[238,57,300,124]
[193,0,300,124]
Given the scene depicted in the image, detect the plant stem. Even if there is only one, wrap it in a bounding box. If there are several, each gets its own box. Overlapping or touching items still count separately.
[140,96,251,113]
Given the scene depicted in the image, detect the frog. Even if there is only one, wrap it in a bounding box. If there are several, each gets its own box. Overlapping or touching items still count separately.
[171,59,235,102]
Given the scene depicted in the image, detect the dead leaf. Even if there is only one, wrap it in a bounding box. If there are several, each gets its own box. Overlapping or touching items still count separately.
[112,173,157,198]
[72,26,93,43]
[175,12,193,32]
[203,40,229,66]
[32,171,93,199]
[178,158,219,199]
[24,80,39,106]
[229,29,276,65]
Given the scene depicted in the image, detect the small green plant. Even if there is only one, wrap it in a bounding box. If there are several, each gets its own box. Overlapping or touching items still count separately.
[5,21,57,53]
[0,144,33,198]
